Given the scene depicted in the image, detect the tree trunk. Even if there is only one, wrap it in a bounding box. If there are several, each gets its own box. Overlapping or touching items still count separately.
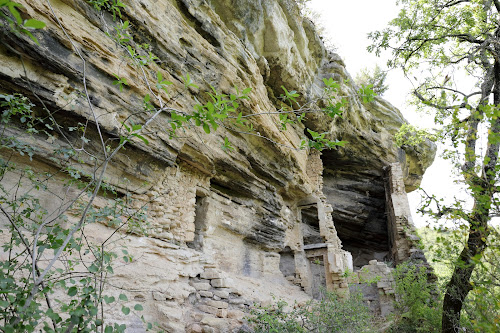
[442,44,500,333]
[441,221,488,332]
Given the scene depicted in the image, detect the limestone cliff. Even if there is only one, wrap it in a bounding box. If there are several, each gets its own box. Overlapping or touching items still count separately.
[0,0,435,331]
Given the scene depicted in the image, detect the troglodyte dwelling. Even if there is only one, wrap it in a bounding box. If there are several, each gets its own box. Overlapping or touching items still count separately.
[0,0,435,331]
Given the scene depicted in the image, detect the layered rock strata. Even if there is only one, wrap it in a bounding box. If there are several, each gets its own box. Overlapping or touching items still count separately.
[0,0,435,331]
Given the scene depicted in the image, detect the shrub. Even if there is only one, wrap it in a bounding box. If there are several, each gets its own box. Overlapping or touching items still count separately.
[246,290,373,333]
[390,262,441,332]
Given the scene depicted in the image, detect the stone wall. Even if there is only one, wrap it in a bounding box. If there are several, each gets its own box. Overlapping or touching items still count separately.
[0,0,436,331]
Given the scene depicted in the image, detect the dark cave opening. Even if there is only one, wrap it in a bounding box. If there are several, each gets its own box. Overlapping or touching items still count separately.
[279,246,296,278]
[300,204,325,246]
[320,152,391,269]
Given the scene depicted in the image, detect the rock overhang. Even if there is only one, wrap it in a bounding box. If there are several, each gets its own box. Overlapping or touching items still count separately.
[0,0,436,330]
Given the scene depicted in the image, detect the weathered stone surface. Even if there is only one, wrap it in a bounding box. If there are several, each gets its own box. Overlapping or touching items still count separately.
[0,0,435,331]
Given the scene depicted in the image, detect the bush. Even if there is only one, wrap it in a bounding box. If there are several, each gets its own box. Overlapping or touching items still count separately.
[246,291,373,333]
[390,262,441,332]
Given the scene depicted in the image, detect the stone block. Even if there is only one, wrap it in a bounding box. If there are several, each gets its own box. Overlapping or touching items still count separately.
[213,290,229,299]
[199,291,213,298]
[202,326,215,333]
[206,299,228,309]
[228,298,245,305]
[369,260,378,265]
[185,231,195,241]
[211,278,228,288]
[201,268,222,279]
[377,281,391,289]
[227,309,245,320]
[152,291,165,301]
[216,309,227,318]
[188,324,203,333]
[200,316,228,330]
[165,322,185,333]
[197,304,219,315]
[158,304,183,321]
[192,283,211,291]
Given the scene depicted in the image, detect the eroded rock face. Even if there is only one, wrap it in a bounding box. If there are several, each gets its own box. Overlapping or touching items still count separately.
[0,0,435,331]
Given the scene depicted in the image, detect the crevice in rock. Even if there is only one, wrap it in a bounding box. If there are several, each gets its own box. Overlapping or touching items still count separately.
[186,194,208,251]
[175,0,221,49]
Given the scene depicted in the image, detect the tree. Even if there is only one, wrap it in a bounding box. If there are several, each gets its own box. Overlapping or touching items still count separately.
[355,65,389,96]
[369,0,500,332]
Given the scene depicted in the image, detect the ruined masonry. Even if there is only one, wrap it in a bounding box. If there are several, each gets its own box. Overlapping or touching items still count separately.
[0,0,435,332]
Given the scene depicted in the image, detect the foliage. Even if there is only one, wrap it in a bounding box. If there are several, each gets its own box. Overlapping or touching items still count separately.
[87,0,126,21]
[390,262,441,333]
[370,0,500,331]
[246,298,307,333]
[0,92,152,332]
[395,123,437,147]
[418,227,500,332]
[0,0,46,43]
[355,65,389,96]
[305,291,372,333]
[0,0,378,332]
[246,291,373,333]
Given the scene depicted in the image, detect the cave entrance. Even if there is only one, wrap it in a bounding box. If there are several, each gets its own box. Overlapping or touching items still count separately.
[187,194,208,251]
[320,151,391,270]
[300,204,324,246]
[300,204,330,299]
[307,253,327,299]
[279,246,296,280]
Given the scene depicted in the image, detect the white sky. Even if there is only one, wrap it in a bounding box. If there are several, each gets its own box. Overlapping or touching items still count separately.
[309,0,462,228]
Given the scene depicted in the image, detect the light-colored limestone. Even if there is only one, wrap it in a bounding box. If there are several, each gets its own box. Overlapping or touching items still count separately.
[0,0,435,331]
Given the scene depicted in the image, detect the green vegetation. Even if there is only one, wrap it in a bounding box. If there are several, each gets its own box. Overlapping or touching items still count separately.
[417,227,500,332]
[246,291,372,333]
[0,0,45,43]
[355,65,389,96]
[395,123,438,148]
[389,261,441,332]
[370,0,500,331]
[0,0,378,332]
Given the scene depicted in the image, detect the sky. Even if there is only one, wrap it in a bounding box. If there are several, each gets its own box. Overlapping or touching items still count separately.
[308,0,463,228]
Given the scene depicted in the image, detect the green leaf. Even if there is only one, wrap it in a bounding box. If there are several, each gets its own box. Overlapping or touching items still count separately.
[122,306,130,315]
[134,304,144,311]
[132,133,149,145]
[88,264,99,273]
[202,123,210,134]
[23,19,46,29]
[104,295,116,304]
[68,286,77,296]
[22,29,39,44]
[119,293,128,301]
[7,3,23,25]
